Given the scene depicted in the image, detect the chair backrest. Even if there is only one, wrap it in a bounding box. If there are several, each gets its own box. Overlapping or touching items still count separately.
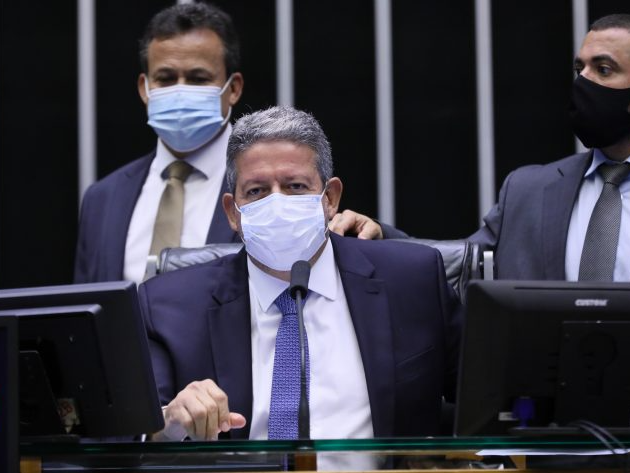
[391,238,485,302]
[157,243,244,274]
[155,238,490,303]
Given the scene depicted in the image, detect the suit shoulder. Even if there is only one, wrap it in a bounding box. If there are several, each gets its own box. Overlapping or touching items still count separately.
[83,152,154,197]
[506,152,589,183]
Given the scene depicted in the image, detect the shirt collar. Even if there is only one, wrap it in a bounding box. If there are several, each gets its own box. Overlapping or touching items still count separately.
[585,148,630,178]
[247,238,339,313]
[152,123,231,179]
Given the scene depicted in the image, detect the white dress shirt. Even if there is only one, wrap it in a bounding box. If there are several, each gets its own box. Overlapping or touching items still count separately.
[246,239,374,441]
[566,149,630,282]
[123,126,230,284]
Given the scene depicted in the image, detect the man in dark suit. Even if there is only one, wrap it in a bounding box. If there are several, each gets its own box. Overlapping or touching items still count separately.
[139,106,462,441]
[468,13,630,281]
[74,3,244,284]
[332,14,630,282]
[468,152,618,280]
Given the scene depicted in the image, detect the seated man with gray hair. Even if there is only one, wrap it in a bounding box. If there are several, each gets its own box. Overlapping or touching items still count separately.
[139,105,462,441]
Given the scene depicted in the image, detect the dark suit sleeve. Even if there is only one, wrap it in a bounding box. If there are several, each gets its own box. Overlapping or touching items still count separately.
[467,169,516,249]
[73,185,96,283]
[138,282,176,406]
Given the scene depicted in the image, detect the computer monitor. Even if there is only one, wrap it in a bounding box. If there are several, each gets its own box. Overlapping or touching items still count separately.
[455,280,630,436]
[0,316,18,472]
[0,281,164,439]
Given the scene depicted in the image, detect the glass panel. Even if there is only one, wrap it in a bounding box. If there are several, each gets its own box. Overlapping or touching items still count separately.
[21,436,630,472]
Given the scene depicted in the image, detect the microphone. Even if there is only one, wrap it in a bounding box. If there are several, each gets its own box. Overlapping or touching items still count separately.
[289,260,310,300]
[289,260,311,440]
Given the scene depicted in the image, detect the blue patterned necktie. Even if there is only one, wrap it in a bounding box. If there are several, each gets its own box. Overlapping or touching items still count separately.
[268,288,309,439]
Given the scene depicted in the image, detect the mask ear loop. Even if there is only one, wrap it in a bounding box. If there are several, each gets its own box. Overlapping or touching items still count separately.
[219,74,234,95]
[320,182,329,198]
[219,74,235,126]
[221,106,233,127]
[320,181,332,237]
[144,76,151,98]
[232,200,247,245]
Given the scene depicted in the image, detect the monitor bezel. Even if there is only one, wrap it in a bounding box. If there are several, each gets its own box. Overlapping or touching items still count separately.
[454,279,630,436]
[0,281,164,439]
[0,316,19,472]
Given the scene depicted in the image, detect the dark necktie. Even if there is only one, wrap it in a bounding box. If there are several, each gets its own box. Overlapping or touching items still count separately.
[578,162,630,281]
[149,160,194,257]
[268,289,309,439]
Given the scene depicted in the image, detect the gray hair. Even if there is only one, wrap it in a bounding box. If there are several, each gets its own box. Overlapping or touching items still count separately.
[226,106,333,193]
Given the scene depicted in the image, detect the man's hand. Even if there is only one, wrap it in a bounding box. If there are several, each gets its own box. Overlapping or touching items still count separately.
[153,379,246,441]
[329,210,383,240]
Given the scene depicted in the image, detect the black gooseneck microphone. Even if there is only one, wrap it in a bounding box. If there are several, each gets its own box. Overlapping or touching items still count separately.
[289,260,311,440]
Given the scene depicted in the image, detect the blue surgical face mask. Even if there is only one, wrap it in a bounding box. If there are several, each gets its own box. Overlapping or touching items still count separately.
[145,75,233,153]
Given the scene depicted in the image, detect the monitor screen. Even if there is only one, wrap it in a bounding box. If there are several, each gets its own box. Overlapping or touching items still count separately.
[0,281,164,439]
[0,316,18,472]
[455,280,630,436]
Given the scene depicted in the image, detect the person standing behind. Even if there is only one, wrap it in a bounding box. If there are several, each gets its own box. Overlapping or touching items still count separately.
[469,13,630,281]
[330,14,630,282]
[74,2,244,284]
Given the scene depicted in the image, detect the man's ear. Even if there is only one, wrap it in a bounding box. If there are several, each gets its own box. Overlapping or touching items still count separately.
[323,177,343,220]
[222,193,241,233]
[137,73,149,106]
[227,72,244,107]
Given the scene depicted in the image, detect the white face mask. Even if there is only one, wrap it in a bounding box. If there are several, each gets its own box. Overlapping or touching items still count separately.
[236,191,328,271]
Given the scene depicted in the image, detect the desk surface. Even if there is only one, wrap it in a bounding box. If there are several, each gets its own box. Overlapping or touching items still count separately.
[20,436,630,472]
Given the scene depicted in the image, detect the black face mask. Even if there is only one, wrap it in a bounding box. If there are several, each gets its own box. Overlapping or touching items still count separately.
[569,75,630,149]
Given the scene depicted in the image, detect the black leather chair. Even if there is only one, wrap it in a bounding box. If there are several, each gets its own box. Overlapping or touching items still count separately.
[154,238,490,303]
[390,238,484,302]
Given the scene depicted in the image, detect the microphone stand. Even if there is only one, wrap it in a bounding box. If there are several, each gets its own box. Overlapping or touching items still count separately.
[289,261,316,471]
[295,288,310,440]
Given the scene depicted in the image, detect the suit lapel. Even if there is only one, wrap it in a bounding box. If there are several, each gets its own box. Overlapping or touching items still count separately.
[206,250,253,439]
[331,234,395,437]
[542,152,592,279]
[102,153,154,280]
[206,175,239,243]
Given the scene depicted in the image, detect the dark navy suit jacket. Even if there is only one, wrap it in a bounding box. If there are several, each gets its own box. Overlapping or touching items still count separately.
[138,233,462,438]
[470,151,592,280]
[73,151,239,283]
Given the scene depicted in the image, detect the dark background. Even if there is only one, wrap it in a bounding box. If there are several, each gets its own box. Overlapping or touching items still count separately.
[1,0,629,288]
